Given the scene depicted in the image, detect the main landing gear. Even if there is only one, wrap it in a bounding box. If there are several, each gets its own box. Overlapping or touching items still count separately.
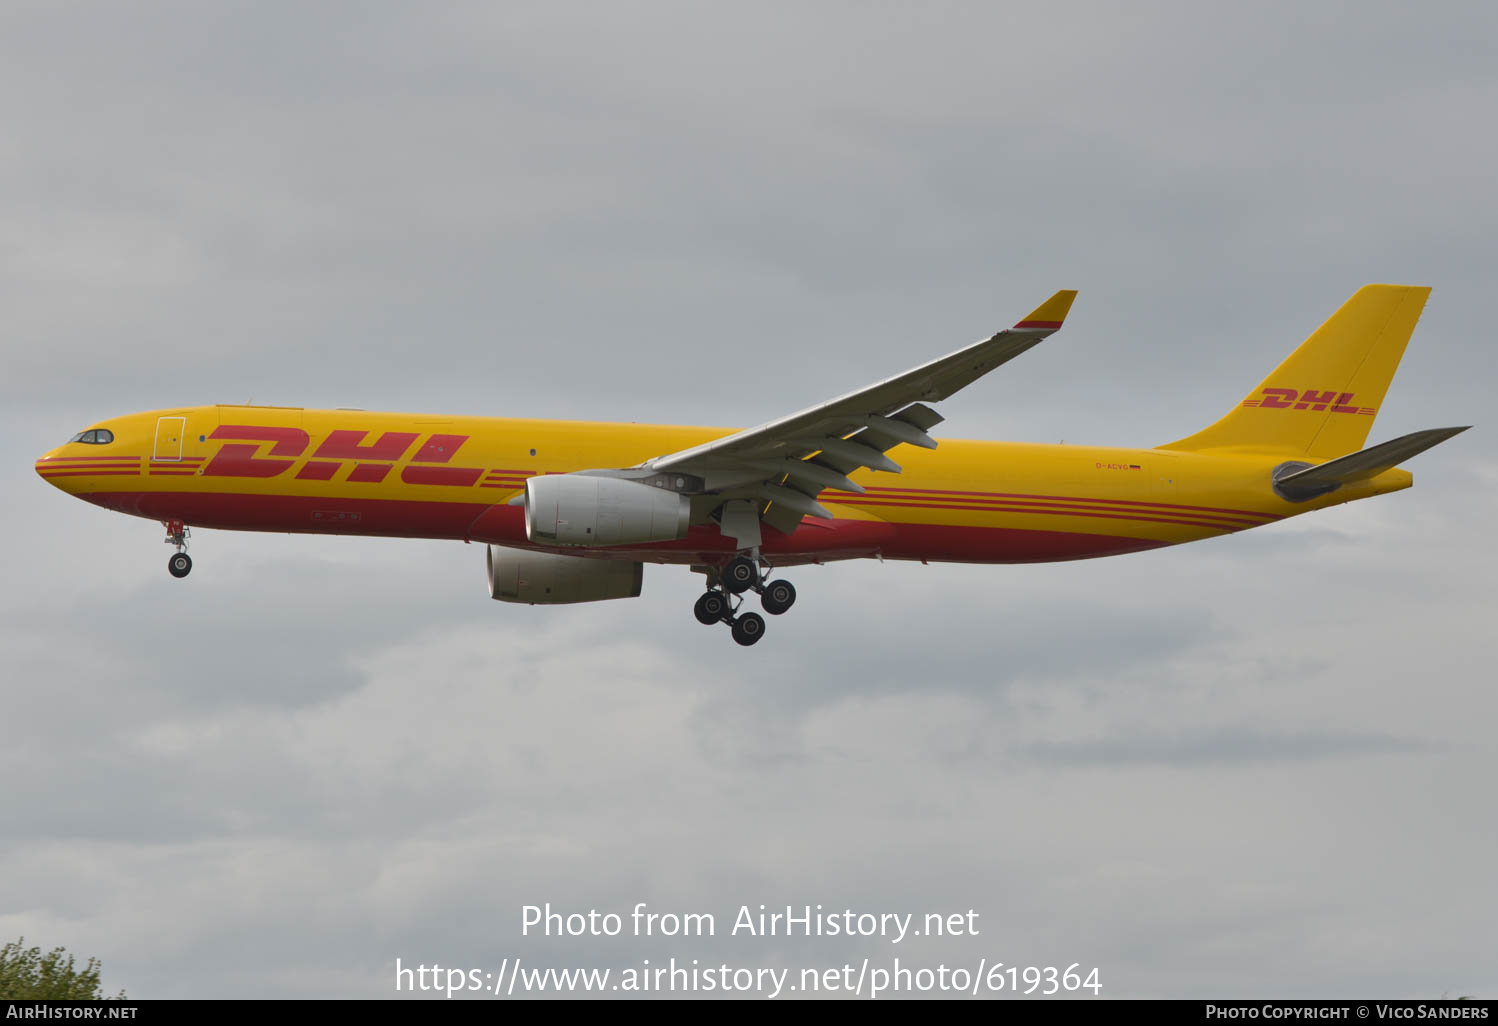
[693,554,797,647]
[164,520,192,578]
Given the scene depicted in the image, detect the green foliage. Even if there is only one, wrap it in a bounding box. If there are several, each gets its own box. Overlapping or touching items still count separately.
[0,938,126,999]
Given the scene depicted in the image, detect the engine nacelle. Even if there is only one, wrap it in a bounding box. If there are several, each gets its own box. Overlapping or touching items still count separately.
[524,474,690,547]
[487,545,643,604]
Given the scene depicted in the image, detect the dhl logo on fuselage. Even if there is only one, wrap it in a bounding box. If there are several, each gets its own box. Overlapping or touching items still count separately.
[1239,388,1376,416]
[203,426,486,486]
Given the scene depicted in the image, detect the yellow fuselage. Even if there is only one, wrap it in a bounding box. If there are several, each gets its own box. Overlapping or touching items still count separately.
[35,404,1411,565]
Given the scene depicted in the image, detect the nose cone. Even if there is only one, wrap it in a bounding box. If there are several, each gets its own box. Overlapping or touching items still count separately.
[36,422,141,501]
[35,447,75,492]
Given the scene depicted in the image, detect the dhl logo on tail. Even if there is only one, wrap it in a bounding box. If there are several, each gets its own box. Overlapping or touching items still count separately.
[1240,388,1376,415]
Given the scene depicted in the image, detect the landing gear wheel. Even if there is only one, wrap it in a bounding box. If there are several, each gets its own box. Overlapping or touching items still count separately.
[694,590,729,625]
[722,556,758,594]
[168,552,192,579]
[760,579,796,615]
[731,611,765,647]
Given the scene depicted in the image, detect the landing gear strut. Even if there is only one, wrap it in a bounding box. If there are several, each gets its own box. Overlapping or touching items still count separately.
[164,520,192,579]
[691,553,797,646]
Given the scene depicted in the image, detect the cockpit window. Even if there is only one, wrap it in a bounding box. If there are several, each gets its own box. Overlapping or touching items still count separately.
[68,429,115,445]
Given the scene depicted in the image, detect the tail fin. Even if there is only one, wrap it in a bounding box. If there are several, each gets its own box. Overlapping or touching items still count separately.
[1162,284,1431,457]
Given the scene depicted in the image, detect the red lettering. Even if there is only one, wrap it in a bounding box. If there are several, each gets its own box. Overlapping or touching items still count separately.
[208,425,308,455]
[348,464,391,483]
[411,434,468,463]
[312,430,418,461]
[1294,389,1338,411]
[403,433,482,486]
[203,426,309,478]
[401,466,484,486]
[296,461,339,481]
[1330,392,1360,414]
[1259,388,1298,409]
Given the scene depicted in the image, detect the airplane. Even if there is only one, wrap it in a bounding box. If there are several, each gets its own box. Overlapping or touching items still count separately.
[35,284,1468,647]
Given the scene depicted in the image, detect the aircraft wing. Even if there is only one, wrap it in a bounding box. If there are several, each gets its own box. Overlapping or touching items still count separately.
[643,289,1077,535]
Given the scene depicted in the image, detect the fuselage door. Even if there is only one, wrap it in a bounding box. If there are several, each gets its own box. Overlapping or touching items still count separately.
[153,416,186,462]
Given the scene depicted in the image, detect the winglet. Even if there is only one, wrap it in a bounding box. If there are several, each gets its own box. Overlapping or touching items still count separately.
[1013,290,1078,331]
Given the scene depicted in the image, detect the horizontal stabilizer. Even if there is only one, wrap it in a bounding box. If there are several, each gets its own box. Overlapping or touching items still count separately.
[1273,426,1469,501]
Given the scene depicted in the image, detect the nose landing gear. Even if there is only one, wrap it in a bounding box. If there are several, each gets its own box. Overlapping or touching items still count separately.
[164,520,192,578]
[692,554,797,646]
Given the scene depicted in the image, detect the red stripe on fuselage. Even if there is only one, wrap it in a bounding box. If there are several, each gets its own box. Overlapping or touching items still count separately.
[875,522,1167,563]
[826,496,1245,531]
[83,490,493,541]
[78,491,1179,565]
[829,494,1264,528]
[829,486,1281,520]
[39,466,142,474]
[40,456,142,463]
[39,469,142,478]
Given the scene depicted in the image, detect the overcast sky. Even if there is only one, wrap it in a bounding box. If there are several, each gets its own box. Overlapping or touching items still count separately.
[2,1,1494,1000]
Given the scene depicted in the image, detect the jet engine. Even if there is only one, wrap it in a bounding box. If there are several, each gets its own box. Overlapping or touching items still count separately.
[524,474,690,546]
[487,545,643,604]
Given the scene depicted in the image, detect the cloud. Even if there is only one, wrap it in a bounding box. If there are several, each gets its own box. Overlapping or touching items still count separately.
[1024,726,1439,769]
